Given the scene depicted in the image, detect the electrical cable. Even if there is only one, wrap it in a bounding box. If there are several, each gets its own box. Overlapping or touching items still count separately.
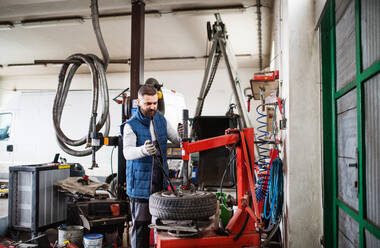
[219,149,237,197]
[110,146,115,176]
[52,0,110,157]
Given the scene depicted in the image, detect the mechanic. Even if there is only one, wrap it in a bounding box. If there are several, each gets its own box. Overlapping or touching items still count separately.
[122,83,182,248]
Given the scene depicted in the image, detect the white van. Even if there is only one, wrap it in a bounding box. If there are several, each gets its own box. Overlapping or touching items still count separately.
[0,88,186,180]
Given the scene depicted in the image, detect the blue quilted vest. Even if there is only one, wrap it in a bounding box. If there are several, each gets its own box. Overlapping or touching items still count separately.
[122,108,168,199]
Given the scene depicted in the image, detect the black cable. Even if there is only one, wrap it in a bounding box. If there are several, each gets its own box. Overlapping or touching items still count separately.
[152,154,178,196]
[198,51,221,116]
[233,134,256,241]
[219,149,236,197]
[233,195,252,241]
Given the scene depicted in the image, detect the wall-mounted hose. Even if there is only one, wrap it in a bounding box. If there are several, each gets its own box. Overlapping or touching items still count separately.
[254,103,271,202]
[263,158,283,224]
[52,0,110,157]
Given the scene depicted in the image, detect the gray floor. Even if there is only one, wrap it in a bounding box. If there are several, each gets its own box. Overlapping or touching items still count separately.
[0,198,8,217]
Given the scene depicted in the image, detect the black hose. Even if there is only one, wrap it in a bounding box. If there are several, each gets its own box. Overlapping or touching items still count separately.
[233,195,252,241]
[234,134,255,241]
[52,0,110,157]
[90,0,110,69]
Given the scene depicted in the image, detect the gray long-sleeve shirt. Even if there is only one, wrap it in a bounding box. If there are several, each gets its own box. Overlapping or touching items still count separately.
[123,120,181,160]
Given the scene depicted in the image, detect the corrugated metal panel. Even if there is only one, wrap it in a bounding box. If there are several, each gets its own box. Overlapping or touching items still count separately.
[38,169,68,228]
[366,230,380,248]
[361,0,380,70]
[16,172,32,228]
[337,89,358,211]
[365,73,380,229]
[335,0,356,90]
[338,209,359,248]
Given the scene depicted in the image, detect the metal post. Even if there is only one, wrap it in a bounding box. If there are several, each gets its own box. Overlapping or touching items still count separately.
[91,112,98,168]
[218,39,252,128]
[182,109,189,186]
[117,136,126,199]
[130,0,145,101]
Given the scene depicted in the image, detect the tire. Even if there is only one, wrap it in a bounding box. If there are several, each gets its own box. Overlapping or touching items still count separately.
[149,191,217,220]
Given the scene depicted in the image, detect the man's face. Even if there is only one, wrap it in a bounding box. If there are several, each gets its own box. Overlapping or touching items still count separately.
[138,94,158,119]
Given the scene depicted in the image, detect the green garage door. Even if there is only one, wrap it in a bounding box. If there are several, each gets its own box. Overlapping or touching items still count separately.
[321,0,380,247]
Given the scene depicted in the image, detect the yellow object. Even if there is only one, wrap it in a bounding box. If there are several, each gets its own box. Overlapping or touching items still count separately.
[158,91,163,99]
[58,165,71,169]
[104,137,109,146]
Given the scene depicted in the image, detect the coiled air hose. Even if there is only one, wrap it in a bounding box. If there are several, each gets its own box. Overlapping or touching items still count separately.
[263,158,283,223]
[53,0,110,157]
[255,103,271,202]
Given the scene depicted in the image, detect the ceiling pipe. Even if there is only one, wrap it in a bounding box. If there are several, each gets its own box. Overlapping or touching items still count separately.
[256,0,263,71]
[1,4,253,28]
[2,54,252,68]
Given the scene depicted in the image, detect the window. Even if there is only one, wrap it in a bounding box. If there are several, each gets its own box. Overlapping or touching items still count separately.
[0,113,12,141]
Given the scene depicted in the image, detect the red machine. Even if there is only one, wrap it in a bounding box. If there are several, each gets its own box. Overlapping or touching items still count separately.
[156,128,262,248]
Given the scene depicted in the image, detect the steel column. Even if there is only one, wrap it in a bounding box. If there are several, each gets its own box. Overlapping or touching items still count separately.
[130,0,145,100]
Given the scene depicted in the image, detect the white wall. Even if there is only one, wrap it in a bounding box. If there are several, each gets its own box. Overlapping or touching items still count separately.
[0,68,257,118]
[276,0,323,247]
[0,67,260,178]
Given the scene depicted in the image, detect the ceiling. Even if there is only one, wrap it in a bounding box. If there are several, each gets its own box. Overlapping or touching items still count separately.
[0,0,274,76]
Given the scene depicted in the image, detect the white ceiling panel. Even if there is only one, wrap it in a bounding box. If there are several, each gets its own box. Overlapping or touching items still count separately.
[0,0,273,75]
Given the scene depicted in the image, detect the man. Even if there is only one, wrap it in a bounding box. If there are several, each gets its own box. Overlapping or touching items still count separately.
[122,84,182,248]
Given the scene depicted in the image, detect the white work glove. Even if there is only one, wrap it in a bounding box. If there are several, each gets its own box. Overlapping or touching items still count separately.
[177,123,184,138]
[143,140,157,156]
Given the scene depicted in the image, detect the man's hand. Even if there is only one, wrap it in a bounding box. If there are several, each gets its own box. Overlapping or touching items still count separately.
[177,123,184,138]
[143,140,157,156]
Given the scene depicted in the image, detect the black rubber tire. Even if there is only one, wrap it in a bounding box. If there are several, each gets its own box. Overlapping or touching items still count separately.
[149,191,217,220]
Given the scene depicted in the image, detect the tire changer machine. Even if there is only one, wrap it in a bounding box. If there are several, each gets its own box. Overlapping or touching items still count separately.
[150,14,283,248]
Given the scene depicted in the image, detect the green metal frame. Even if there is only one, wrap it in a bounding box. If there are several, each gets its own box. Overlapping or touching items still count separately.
[321,0,380,247]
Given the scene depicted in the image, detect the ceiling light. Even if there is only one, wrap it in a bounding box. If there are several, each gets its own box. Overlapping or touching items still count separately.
[172,5,246,16]
[0,22,14,31]
[21,17,85,29]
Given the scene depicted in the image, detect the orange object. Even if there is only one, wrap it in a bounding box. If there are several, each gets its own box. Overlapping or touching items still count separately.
[110,204,120,216]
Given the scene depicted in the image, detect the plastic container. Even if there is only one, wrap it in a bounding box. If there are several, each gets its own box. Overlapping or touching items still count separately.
[58,225,84,247]
[83,233,103,248]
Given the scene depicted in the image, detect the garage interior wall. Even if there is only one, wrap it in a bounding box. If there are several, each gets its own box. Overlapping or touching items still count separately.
[0,68,262,177]
[271,0,323,247]
[0,68,257,117]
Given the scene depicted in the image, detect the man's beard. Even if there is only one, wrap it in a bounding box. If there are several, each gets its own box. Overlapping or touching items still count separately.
[141,108,156,119]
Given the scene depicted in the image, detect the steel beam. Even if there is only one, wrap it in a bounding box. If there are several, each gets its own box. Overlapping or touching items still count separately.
[130,0,145,100]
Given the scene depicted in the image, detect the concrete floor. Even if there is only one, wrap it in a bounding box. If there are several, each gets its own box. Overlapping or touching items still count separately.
[0,198,8,217]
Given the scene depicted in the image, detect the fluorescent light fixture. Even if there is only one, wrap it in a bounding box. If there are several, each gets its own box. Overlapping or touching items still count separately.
[0,22,14,31]
[172,5,246,16]
[21,17,85,29]
[99,10,161,21]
